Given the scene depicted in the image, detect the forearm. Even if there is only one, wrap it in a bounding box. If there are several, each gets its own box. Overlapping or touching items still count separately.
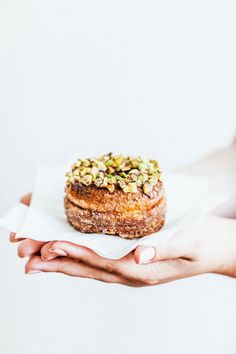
[176,139,236,218]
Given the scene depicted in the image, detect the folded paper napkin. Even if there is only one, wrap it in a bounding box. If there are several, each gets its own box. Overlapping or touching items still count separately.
[0,166,228,259]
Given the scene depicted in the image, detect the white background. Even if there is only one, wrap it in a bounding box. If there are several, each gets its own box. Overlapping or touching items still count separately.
[0,1,236,354]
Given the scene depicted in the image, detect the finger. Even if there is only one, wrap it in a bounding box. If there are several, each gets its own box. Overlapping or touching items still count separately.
[41,241,98,261]
[40,241,65,260]
[41,240,195,285]
[134,230,192,264]
[41,241,121,274]
[40,241,130,276]
[40,241,158,283]
[40,242,200,285]
[20,193,32,206]
[25,256,140,286]
[17,239,45,258]
[134,244,186,265]
[9,232,25,243]
[143,258,200,285]
[27,255,202,286]
[134,246,156,264]
[9,233,16,242]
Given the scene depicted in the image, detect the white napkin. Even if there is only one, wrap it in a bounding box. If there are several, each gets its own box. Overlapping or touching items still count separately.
[0,166,228,259]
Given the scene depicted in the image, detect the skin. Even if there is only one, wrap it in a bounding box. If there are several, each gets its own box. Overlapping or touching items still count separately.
[10,140,236,286]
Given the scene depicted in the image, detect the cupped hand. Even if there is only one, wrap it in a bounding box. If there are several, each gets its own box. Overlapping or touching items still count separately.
[11,194,236,286]
[23,215,236,286]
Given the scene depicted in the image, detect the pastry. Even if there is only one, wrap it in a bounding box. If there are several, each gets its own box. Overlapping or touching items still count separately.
[64,153,166,239]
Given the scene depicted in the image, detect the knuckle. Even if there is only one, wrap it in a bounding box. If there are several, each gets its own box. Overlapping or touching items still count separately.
[17,240,28,257]
[40,248,48,259]
[139,275,156,285]
[41,241,55,256]
[17,244,24,258]
[139,266,160,285]
[145,278,159,285]
[49,240,58,250]
[9,232,15,242]
[105,262,118,274]
[25,256,40,272]
[97,272,110,283]
[53,257,67,272]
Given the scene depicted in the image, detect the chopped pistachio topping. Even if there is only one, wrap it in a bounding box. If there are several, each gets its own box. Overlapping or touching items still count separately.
[66,153,161,197]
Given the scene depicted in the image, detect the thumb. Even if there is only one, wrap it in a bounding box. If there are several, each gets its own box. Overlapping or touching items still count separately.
[134,231,190,264]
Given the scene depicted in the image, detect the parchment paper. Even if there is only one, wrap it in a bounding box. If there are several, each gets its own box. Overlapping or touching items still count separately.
[0,166,228,259]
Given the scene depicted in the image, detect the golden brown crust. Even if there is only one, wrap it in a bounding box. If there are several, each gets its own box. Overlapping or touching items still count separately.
[64,181,166,238]
[64,195,166,239]
[66,180,164,213]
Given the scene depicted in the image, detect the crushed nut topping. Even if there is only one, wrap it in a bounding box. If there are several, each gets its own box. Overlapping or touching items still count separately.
[66,153,162,197]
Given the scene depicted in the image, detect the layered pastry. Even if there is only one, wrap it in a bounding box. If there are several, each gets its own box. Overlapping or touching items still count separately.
[64,153,166,239]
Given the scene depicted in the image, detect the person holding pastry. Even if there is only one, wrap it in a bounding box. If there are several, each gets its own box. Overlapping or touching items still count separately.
[11,140,236,286]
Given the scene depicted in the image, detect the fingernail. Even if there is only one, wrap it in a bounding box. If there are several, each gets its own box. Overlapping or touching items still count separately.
[49,249,68,256]
[139,247,156,264]
[41,255,56,261]
[27,270,43,274]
